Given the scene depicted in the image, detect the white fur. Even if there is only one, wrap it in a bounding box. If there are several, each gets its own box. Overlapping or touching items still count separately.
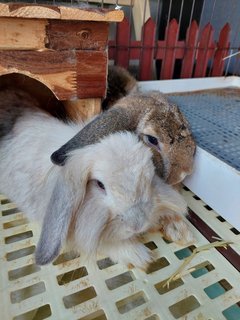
[0,108,193,268]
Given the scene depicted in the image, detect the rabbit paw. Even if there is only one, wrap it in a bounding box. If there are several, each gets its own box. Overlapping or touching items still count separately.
[159,214,195,245]
[127,242,155,270]
[108,241,154,270]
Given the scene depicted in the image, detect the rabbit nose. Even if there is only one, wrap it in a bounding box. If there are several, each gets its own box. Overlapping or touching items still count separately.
[167,171,187,185]
[129,221,147,234]
[179,171,188,181]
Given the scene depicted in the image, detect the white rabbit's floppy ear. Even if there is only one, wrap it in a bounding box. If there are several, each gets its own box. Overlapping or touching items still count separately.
[35,174,75,265]
[35,156,91,265]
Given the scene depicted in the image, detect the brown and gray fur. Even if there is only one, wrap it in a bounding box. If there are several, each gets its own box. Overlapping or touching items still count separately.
[102,65,138,110]
[51,90,196,185]
[0,89,40,138]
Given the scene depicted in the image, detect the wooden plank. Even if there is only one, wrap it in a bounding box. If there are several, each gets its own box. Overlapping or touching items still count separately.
[115,17,130,68]
[0,50,108,100]
[0,17,48,50]
[60,6,124,22]
[0,3,124,22]
[64,98,101,121]
[160,19,179,80]
[0,50,77,100]
[139,18,155,81]
[194,23,214,78]
[0,50,76,75]
[47,20,108,51]
[212,23,230,77]
[41,71,77,100]
[0,3,60,19]
[181,20,199,79]
[81,0,134,5]
[76,51,107,98]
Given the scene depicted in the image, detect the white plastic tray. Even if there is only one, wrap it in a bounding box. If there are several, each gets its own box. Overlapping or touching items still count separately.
[1,191,240,320]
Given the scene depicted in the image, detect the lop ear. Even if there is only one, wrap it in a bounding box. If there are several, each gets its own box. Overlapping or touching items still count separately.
[150,148,166,179]
[51,107,134,166]
[35,174,76,265]
[35,155,91,265]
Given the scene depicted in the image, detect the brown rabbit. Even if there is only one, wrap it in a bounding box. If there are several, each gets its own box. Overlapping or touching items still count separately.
[51,88,196,185]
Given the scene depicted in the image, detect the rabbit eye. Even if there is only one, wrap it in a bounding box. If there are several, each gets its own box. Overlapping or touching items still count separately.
[146,135,158,146]
[96,180,105,190]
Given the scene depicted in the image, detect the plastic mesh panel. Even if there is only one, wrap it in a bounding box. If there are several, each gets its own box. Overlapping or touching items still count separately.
[167,88,240,170]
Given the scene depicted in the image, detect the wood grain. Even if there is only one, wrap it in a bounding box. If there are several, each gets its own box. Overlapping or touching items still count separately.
[64,98,101,121]
[0,3,124,22]
[76,50,107,98]
[81,0,134,5]
[0,50,77,100]
[0,49,107,99]
[1,3,60,19]
[47,20,108,51]
[0,17,48,50]
[0,50,76,75]
[60,6,124,22]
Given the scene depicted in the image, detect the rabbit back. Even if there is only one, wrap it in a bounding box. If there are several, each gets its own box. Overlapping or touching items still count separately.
[0,90,81,221]
[0,89,40,138]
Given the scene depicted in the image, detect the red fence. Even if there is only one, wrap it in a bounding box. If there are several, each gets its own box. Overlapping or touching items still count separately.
[108,18,231,81]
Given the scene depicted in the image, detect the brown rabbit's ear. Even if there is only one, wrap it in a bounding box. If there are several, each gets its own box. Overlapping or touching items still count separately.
[150,148,165,179]
[51,107,133,166]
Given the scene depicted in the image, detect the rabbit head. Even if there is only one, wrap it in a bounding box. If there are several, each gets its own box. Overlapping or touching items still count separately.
[36,132,190,268]
[134,92,196,184]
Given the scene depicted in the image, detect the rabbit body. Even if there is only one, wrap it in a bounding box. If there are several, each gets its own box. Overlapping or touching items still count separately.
[0,89,193,268]
[0,108,77,221]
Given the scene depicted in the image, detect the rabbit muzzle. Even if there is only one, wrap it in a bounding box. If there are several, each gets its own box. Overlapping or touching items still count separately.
[122,202,153,236]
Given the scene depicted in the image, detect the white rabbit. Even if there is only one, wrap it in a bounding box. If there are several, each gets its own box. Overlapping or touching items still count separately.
[0,89,193,269]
